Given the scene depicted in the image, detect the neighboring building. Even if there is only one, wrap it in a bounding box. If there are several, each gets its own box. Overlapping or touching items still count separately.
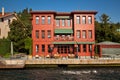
[96,41,120,58]
[30,10,97,58]
[0,7,17,39]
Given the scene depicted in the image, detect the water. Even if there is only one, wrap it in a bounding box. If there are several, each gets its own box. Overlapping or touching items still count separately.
[0,67,120,80]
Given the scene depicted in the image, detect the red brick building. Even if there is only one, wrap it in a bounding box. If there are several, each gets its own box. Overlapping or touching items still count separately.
[30,10,97,58]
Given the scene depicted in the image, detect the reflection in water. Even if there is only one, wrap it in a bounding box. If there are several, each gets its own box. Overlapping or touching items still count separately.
[0,67,120,80]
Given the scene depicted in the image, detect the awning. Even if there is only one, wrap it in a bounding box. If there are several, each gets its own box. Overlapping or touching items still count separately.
[77,42,95,44]
[54,29,73,34]
[53,41,76,44]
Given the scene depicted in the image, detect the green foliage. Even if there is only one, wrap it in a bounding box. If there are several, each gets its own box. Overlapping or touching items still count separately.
[95,14,120,43]
[8,8,32,53]
[0,39,11,56]
[25,37,32,54]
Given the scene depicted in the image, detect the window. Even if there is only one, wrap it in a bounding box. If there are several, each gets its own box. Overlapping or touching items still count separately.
[88,16,92,24]
[48,16,51,24]
[56,19,60,26]
[36,16,39,24]
[76,30,80,38]
[83,44,86,52]
[1,18,4,22]
[42,16,45,24]
[0,28,1,36]
[76,16,80,24]
[82,30,86,39]
[47,30,51,38]
[41,30,45,39]
[62,19,65,26]
[36,30,39,39]
[36,44,39,53]
[48,45,51,53]
[67,19,70,26]
[42,45,45,52]
[8,19,11,24]
[89,44,92,52]
[88,30,92,39]
[82,16,86,24]
[76,45,80,52]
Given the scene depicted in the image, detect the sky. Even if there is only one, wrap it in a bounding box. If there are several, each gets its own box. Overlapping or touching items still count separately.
[0,0,120,23]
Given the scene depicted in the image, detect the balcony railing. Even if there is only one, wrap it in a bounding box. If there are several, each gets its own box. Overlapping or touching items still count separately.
[54,36,74,41]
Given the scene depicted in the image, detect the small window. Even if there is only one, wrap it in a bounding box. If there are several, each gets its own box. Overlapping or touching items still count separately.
[41,30,45,39]
[42,16,45,24]
[76,30,80,38]
[82,16,86,24]
[47,30,51,38]
[48,16,51,24]
[36,30,39,39]
[88,30,92,39]
[88,16,92,24]
[82,30,86,39]
[48,45,51,53]
[8,19,11,24]
[89,44,92,52]
[83,44,86,52]
[62,19,65,26]
[36,44,39,53]
[67,19,70,26]
[76,16,80,24]
[56,19,60,26]
[42,45,45,52]
[36,16,39,24]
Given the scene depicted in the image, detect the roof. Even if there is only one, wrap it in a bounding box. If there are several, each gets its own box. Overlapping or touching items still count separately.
[97,41,120,45]
[0,12,15,18]
[30,10,97,15]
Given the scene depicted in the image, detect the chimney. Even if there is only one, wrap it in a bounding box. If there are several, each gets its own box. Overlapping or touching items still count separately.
[2,7,4,16]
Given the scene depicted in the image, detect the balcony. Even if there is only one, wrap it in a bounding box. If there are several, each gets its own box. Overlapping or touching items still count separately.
[54,36,74,41]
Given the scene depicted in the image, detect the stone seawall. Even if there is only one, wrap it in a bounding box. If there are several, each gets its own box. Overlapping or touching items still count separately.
[26,59,120,65]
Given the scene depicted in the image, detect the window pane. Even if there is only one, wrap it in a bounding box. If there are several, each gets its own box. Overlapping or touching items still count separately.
[88,16,92,24]
[76,30,80,38]
[76,16,80,24]
[36,30,39,39]
[56,19,60,26]
[36,44,39,53]
[89,44,92,52]
[36,16,39,24]
[42,16,45,24]
[82,16,86,24]
[67,19,70,26]
[42,30,45,39]
[48,45,51,53]
[62,19,65,26]
[42,45,45,52]
[83,44,86,52]
[82,30,86,39]
[88,30,92,38]
[48,16,51,24]
[47,30,51,38]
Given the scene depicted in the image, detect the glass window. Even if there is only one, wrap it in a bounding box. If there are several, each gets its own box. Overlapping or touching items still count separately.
[82,30,86,39]
[41,30,45,39]
[0,28,1,36]
[36,16,39,24]
[62,19,65,26]
[36,30,39,39]
[42,16,45,24]
[82,16,86,24]
[76,30,80,38]
[88,30,92,39]
[67,19,70,26]
[36,44,39,53]
[83,44,86,52]
[47,30,51,38]
[42,45,45,52]
[88,16,92,24]
[48,45,51,53]
[56,19,60,26]
[76,16,80,24]
[48,16,51,24]
[89,44,92,52]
